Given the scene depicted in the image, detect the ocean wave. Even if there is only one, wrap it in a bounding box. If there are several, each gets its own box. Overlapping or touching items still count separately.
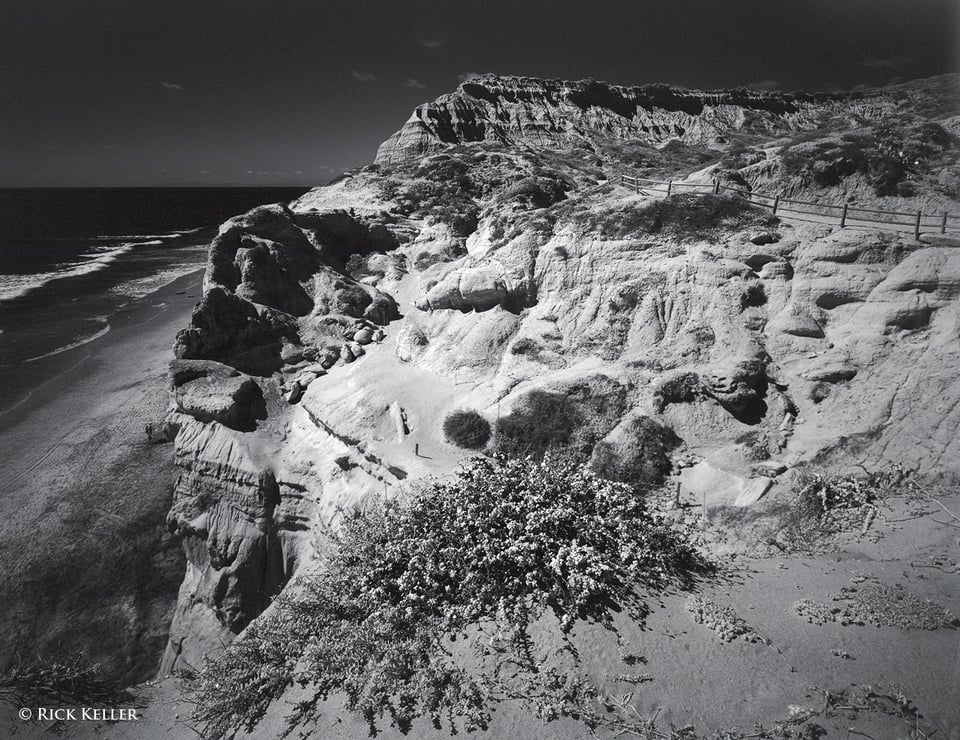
[0,242,135,303]
[20,321,112,363]
[89,227,206,241]
[106,263,204,301]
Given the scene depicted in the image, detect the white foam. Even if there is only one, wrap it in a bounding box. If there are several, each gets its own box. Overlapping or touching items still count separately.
[90,227,205,241]
[20,321,112,363]
[0,242,136,303]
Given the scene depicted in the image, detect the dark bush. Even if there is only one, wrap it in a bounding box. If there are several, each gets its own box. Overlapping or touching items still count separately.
[740,282,767,310]
[586,194,769,240]
[509,337,541,355]
[781,138,870,187]
[652,372,702,412]
[779,117,955,196]
[500,176,569,208]
[590,416,681,485]
[443,409,491,449]
[809,381,831,404]
[493,391,578,459]
[719,144,765,170]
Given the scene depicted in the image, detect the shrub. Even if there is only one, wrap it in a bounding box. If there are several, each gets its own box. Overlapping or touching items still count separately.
[509,337,541,356]
[771,468,901,552]
[779,118,956,196]
[585,194,770,241]
[344,253,366,278]
[190,454,710,737]
[781,138,870,186]
[740,281,767,310]
[493,379,627,461]
[493,391,578,459]
[500,176,568,208]
[652,372,702,413]
[809,381,831,404]
[442,409,491,449]
[736,430,771,462]
[590,415,680,485]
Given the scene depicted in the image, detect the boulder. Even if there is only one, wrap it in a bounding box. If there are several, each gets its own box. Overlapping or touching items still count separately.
[174,374,266,432]
[354,328,373,345]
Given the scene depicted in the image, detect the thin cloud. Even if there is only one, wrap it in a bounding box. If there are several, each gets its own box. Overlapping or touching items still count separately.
[404,77,426,89]
[351,70,379,83]
[458,72,481,83]
[161,81,183,91]
[745,80,780,91]
[420,40,444,49]
[862,55,915,71]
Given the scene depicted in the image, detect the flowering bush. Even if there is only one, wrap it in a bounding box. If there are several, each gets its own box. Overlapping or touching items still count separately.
[190,454,709,738]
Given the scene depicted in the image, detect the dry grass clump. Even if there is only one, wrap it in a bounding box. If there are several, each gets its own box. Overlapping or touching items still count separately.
[686,596,769,644]
[771,468,898,552]
[0,650,135,708]
[796,578,957,630]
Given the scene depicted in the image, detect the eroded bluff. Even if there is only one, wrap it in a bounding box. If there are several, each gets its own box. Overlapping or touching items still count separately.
[374,73,909,164]
[160,118,960,673]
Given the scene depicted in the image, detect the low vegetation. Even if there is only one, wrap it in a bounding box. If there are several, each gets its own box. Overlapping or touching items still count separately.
[590,415,680,486]
[189,454,710,738]
[0,650,134,708]
[492,390,579,458]
[769,468,898,552]
[570,193,776,241]
[493,379,626,461]
[779,115,956,196]
[652,371,703,412]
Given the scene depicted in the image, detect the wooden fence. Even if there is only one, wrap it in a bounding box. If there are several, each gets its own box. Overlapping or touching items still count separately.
[619,173,960,240]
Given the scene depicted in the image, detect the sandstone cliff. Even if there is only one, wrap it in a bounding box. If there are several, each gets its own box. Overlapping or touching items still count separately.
[159,73,960,678]
[374,73,930,165]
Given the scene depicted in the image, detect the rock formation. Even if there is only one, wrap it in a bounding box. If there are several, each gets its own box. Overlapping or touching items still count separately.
[375,73,917,164]
[159,72,960,678]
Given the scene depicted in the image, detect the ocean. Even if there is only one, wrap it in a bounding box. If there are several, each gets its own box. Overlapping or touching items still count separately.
[0,187,308,413]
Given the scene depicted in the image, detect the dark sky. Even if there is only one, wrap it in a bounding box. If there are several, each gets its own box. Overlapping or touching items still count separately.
[1,0,957,186]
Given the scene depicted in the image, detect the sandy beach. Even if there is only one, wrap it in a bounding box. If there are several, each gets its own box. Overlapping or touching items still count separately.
[0,268,203,685]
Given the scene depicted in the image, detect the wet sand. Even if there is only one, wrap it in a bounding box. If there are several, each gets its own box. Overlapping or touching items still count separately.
[0,268,203,684]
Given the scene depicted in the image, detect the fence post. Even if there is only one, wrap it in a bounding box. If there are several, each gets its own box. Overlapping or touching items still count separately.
[840,203,848,228]
[943,211,948,235]
[772,195,780,215]
[666,180,672,197]
[713,179,720,194]
[635,177,639,195]
[914,210,922,241]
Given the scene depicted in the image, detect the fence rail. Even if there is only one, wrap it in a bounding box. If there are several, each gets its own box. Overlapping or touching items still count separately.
[618,173,960,239]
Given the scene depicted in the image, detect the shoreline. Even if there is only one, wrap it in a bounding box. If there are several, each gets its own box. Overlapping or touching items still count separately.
[0,267,204,424]
[0,266,204,684]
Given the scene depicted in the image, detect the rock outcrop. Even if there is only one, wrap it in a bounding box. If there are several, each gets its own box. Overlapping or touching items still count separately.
[160,72,960,681]
[375,73,902,165]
